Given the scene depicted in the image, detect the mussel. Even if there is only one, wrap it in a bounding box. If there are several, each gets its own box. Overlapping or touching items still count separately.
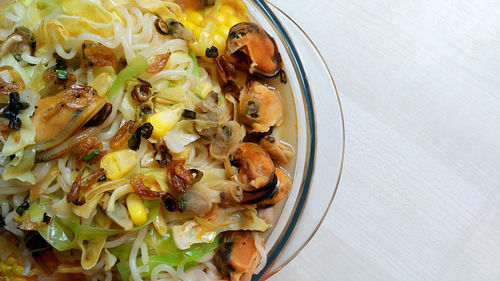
[233,142,275,189]
[239,80,283,133]
[227,22,282,78]
[210,121,246,162]
[215,231,261,281]
[32,85,108,153]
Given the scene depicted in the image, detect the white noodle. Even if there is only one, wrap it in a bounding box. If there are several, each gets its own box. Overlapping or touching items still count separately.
[129,227,148,281]
[104,230,138,248]
[140,241,149,266]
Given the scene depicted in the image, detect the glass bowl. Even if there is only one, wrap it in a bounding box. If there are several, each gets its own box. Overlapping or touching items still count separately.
[242,1,345,280]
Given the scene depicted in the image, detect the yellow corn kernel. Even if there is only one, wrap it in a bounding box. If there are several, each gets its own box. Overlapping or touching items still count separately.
[182,21,196,32]
[147,104,184,138]
[100,150,138,180]
[216,24,229,37]
[187,10,203,26]
[193,26,202,38]
[216,13,225,25]
[171,147,191,161]
[228,15,241,27]
[213,33,226,50]
[220,5,235,16]
[180,13,187,21]
[126,193,147,226]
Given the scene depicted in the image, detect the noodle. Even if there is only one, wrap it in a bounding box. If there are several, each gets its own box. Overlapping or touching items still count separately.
[130,228,148,281]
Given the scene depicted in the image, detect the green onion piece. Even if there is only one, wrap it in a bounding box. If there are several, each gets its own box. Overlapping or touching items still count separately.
[83,149,100,162]
[189,51,201,98]
[16,201,29,216]
[182,109,197,119]
[55,69,67,80]
[13,54,22,62]
[108,55,148,99]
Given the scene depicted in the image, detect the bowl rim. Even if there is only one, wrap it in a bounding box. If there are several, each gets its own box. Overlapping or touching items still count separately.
[249,0,345,279]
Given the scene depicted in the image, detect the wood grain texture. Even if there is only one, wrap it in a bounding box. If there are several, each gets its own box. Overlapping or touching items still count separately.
[268,0,500,280]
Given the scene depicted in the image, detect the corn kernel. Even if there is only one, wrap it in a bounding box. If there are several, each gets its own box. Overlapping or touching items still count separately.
[220,5,235,16]
[213,33,226,50]
[216,13,225,25]
[193,27,202,38]
[180,13,187,21]
[126,193,147,226]
[228,15,241,27]
[216,24,229,37]
[182,21,196,31]
[100,150,138,180]
[147,104,184,138]
[187,11,203,26]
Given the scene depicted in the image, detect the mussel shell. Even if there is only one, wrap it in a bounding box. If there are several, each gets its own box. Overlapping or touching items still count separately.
[227,22,282,78]
[241,172,278,204]
[33,85,107,153]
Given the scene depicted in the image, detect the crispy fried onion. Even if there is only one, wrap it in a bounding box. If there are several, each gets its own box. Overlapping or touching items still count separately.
[61,84,97,109]
[110,121,137,150]
[0,65,25,94]
[42,66,77,89]
[76,136,106,165]
[67,169,106,205]
[215,55,236,83]
[83,44,118,71]
[166,160,202,193]
[153,140,172,166]
[145,53,170,74]
[130,174,165,198]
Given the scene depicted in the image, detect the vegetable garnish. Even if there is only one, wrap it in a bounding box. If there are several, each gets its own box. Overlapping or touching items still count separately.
[128,122,153,150]
[83,149,101,162]
[205,46,219,58]
[55,69,67,80]
[181,109,197,119]
[108,55,148,98]
[16,201,30,216]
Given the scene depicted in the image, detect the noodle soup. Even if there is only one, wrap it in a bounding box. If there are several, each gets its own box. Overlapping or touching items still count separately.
[0,0,297,280]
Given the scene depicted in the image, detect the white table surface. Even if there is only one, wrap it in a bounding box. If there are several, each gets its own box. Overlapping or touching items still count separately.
[268,0,500,280]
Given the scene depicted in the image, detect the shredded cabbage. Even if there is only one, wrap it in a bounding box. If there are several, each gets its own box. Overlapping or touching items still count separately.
[114,228,218,281]
[172,207,269,250]
[2,89,40,183]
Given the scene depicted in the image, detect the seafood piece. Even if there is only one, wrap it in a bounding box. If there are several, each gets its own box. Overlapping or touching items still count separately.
[227,22,282,78]
[215,231,261,281]
[32,85,107,153]
[233,142,275,189]
[210,121,246,161]
[259,135,295,165]
[0,26,36,58]
[239,81,283,133]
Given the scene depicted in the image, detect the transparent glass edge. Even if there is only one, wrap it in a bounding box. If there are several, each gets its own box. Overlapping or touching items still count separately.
[249,0,346,280]
[247,0,317,280]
